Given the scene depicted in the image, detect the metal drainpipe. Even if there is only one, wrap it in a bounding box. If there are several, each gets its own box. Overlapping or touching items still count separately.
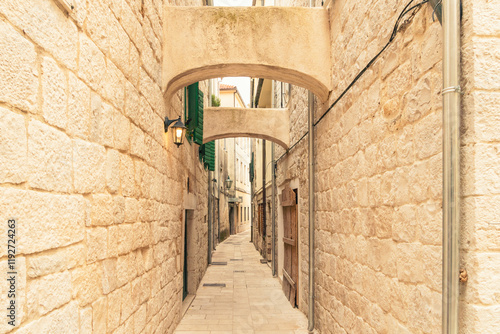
[271,81,277,277]
[308,2,316,332]
[307,90,315,333]
[262,139,267,259]
[271,143,276,276]
[250,79,254,243]
[207,79,213,265]
[208,170,212,265]
[442,0,461,333]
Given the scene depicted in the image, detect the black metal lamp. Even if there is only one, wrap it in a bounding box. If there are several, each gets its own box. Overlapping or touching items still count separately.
[225,176,233,189]
[164,116,187,148]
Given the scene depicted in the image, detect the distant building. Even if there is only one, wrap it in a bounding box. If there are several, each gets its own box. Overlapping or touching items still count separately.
[216,83,252,238]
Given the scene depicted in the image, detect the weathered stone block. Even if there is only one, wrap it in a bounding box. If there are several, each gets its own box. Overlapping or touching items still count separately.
[91,94,115,148]
[68,72,91,140]
[120,153,135,197]
[108,16,131,80]
[27,243,85,278]
[27,271,71,318]
[125,197,139,223]
[0,20,38,113]
[114,110,131,151]
[473,37,500,91]
[396,243,424,283]
[73,138,106,194]
[41,56,67,130]
[79,33,106,93]
[107,149,121,194]
[90,194,114,226]
[125,81,140,124]
[107,287,121,331]
[71,263,102,306]
[120,283,134,323]
[114,196,126,225]
[0,188,85,255]
[0,0,78,70]
[117,252,137,288]
[86,227,108,263]
[14,301,79,334]
[102,258,118,295]
[86,0,111,54]
[79,307,93,334]
[134,303,147,334]
[104,61,126,112]
[0,107,28,184]
[130,124,146,160]
[28,120,72,192]
[92,296,107,334]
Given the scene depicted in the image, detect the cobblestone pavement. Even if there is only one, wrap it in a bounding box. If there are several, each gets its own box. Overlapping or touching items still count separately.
[174,230,309,334]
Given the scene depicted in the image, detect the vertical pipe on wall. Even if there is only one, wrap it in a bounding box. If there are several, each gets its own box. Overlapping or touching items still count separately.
[271,81,277,277]
[262,140,267,259]
[308,3,315,333]
[442,0,461,333]
[207,78,213,265]
[307,90,315,333]
[271,142,276,277]
[250,79,254,244]
[208,171,212,265]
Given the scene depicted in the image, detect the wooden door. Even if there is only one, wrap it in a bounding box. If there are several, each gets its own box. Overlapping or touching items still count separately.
[281,187,298,307]
[183,211,188,300]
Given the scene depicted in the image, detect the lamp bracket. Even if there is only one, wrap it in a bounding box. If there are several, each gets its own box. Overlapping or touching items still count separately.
[164,116,180,132]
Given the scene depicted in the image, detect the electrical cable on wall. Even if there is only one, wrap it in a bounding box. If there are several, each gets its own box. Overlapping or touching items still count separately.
[276,0,430,164]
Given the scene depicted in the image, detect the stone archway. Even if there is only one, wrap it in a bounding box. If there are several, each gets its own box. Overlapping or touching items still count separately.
[203,107,289,149]
[162,6,332,102]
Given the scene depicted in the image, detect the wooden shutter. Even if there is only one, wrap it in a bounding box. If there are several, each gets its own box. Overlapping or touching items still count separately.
[187,83,204,145]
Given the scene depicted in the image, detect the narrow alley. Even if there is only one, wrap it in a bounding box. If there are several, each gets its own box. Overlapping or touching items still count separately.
[174,230,309,334]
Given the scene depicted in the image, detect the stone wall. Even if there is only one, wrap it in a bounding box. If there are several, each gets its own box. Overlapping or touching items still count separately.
[275,0,500,333]
[459,0,500,332]
[313,1,443,332]
[0,0,207,333]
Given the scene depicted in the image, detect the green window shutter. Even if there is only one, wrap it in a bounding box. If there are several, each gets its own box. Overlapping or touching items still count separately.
[205,141,215,171]
[187,83,204,145]
[198,141,215,171]
[250,152,255,182]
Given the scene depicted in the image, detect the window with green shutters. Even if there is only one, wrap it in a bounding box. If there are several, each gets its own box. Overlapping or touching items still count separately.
[186,82,215,171]
[199,141,215,171]
[187,82,204,145]
[249,152,255,182]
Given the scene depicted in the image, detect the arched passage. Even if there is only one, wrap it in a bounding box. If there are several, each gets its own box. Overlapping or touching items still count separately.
[203,107,289,149]
[162,6,332,102]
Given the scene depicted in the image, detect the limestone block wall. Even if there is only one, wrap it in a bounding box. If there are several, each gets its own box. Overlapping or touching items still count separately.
[313,2,444,332]
[0,0,207,333]
[276,0,500,333]
[275,84,311,315]
[459,0,500,332]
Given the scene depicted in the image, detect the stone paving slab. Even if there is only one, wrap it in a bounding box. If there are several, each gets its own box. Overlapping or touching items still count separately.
[174,230,309,334]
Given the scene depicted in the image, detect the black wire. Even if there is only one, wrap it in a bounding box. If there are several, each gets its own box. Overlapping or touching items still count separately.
[275,0,429,164]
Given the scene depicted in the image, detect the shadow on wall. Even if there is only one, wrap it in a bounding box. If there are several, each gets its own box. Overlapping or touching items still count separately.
[219,229,229,242]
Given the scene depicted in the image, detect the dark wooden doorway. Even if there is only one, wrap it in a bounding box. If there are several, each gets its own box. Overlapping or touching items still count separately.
[281,187,298,307]
[229,205,235,235]
[183,210,188,300]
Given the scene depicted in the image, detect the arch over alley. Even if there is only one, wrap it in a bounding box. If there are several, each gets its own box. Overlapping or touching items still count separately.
[203,107,290,149]
[162,6,332,102]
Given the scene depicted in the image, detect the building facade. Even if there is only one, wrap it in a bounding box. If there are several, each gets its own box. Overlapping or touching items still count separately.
[219,84,252,236]
[0,0,499,333]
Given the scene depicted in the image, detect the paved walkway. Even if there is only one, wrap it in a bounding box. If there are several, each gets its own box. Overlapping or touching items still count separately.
[174,230,309,334]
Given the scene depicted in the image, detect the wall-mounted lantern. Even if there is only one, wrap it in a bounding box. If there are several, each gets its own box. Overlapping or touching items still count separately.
[164,116,187,148]
[225,176,233,189]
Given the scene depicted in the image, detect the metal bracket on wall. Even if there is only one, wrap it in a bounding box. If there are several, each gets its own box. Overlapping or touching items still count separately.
[429,0,463,25]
